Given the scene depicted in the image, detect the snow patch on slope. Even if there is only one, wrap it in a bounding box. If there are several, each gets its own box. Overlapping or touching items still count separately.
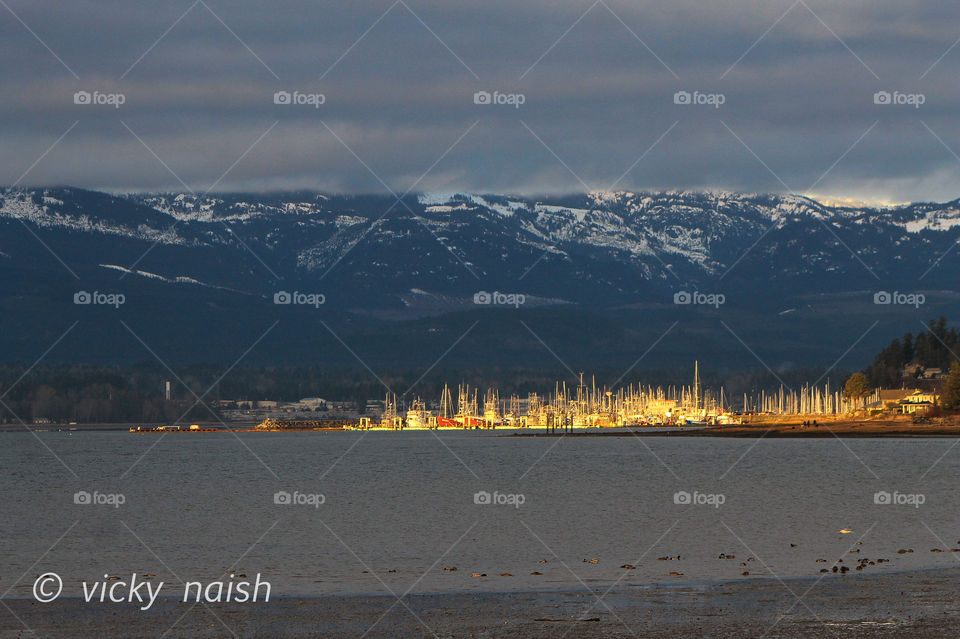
[899,209,960,233]
[99,264,208,286]
[0,190,186,245]
[419,192,525,217]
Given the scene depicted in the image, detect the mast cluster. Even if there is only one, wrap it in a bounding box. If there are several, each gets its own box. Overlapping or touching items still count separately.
[354,363,865,430]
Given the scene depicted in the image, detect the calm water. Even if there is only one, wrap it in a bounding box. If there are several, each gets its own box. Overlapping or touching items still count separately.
[1,431,958,597]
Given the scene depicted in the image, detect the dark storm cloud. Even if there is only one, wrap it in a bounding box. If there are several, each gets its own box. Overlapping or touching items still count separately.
[2,0,960,202]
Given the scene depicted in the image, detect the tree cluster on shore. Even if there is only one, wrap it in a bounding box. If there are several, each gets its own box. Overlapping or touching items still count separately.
[842,366,960,413]
[941,362,960,411]
[842,372,873,409]
[0,368,215,424]
[866,317,959,388]
[851,316,960,413]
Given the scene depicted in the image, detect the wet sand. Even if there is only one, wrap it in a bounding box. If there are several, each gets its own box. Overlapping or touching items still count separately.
[513,415,960,438]
[680,414,960,438]
[4,567,960,638]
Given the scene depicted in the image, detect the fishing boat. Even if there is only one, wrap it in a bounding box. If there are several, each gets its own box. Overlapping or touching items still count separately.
[435,385,466,429]
[404,398,430,429]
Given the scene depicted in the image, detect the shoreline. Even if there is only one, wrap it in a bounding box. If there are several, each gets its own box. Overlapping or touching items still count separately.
[511,428,960,438]
[5,415,960,438]
[3,562,944,602]
[4,566,959,638]
[510,416,960,438]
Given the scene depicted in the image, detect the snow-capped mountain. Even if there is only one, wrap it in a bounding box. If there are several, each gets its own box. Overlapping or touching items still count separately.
[1,186,957,368]
[2,186,957,294]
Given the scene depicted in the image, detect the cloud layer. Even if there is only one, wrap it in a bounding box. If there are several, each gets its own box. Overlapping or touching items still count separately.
[2,0,959,203]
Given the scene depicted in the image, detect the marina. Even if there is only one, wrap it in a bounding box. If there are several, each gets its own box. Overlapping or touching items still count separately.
[342,362,874,432]
[121,362,934,434]
[348,363,733,432]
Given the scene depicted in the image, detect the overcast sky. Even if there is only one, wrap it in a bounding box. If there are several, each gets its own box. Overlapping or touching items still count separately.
[2,0,959,203]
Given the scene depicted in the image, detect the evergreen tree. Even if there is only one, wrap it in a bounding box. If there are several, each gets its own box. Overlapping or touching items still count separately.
[843,372,872,409]
[941,361,960,411]
[865,319,960,387]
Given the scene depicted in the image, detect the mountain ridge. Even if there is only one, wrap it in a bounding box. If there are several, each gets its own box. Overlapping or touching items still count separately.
[1,186,957,369]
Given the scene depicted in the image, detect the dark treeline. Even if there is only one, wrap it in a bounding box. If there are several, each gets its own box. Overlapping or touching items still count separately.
[0,364,218,424]
[866,317,959,388]
[7,315,959,424]
[0,361,848,424]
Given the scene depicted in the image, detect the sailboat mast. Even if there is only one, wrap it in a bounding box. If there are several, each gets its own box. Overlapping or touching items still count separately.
[693,360,700,411]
